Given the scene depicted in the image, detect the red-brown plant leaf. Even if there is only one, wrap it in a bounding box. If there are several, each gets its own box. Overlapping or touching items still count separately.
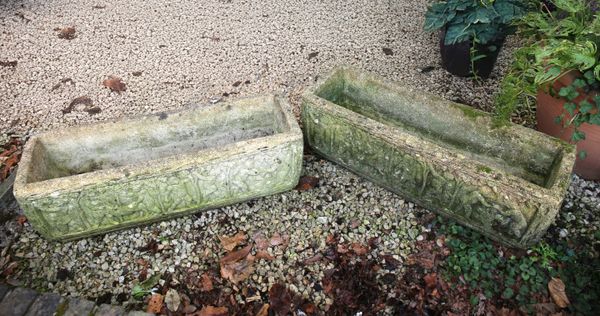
[219,231,246,251]
[102,76,127,93]
[268,283,292,316]
[146,293,164,314]
[295,176,319,191]
[548,277,570,308]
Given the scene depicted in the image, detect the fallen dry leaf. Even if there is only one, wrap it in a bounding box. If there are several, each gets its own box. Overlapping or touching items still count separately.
[295,176,319,191]
[303,254,323,265]
[269,283,292,316]
[200,273,213,292]
[197,305,228,316]
[256,303,269,316]
[219,231,246,251]
[165,289,181,312]
[220,257,254,284]
[269,233,285,247]
[548,277,570,308]
[1,155,18,180]
[57,27,76,40]
[220,244,252,264]
[146,293,164,314]
[102,76,127,93]
[255,250,275,261]
[424,273,437,289]
[16,215,27,226]
[253,232,269,251]
[351,243,368,255]
[62,96,93,114]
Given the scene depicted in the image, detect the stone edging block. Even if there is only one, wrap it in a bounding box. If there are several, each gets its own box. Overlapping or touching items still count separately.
[301,67,575,248]
[14,95,303,241]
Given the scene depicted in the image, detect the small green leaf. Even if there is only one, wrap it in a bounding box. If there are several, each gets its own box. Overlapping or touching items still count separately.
[564,102,577,115]
[470,295,479,306]
[579,150,587,159]
[589,113,600,125]
[502,287,514,299]
[559,86,579,101]
[572,78,587,89]
[579,100,594,113]
[584,70,595,83]
[572,130,586,142]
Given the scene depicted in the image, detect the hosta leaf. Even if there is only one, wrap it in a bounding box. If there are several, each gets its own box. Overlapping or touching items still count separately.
[445,23,470,45]
[467,7,493,24]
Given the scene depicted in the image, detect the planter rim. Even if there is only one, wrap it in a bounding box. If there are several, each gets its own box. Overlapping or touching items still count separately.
[303,66,575,201]
[14,95,302,198]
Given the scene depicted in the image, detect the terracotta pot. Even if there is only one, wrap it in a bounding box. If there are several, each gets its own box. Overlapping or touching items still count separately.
[439,28,505,78]
[536,71,600,180]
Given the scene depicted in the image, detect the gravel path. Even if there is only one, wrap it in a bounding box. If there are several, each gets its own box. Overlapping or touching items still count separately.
[3,155,428,312]
[1,0,517,139]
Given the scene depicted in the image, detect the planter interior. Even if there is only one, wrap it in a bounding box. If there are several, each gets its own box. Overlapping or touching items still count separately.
[315,70,564,188]
[25,101,285,184]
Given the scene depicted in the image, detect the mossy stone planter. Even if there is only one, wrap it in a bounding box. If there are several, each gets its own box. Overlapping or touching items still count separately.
[14,95,303,241]
[302,67,575,248]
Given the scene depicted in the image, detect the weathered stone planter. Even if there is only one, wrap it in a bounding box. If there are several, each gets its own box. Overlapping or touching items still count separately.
[302,67,575,248]
[14,95,302,241]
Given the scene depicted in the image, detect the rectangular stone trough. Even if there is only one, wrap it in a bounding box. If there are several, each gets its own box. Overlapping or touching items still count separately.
[14,95,303,241]
[301,67,575,248]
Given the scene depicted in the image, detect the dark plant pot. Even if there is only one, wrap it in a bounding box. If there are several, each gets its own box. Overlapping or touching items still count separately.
[536,71,600,180]
[439,29,505,78]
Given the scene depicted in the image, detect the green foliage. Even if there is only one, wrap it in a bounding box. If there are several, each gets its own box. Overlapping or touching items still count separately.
[424,0,530,46]
[441,221,550,308]
[436,216,600,314]
[495,0,600,137]
[131,273,161,300]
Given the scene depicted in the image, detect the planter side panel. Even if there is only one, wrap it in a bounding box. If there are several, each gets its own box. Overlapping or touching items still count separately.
[19,140,302,240]
[302,102,552,248]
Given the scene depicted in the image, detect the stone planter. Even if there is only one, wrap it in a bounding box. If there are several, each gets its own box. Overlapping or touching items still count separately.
[301,67,575,248]
[14,95,303,241]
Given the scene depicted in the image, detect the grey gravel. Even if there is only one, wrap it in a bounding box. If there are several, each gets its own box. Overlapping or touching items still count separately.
[2,156,427,310]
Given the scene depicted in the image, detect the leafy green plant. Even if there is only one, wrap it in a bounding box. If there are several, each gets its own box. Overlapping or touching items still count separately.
[424,0,529,48]
[495,0,600,140]
[440,222,550,309]
[131,273,161,299]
